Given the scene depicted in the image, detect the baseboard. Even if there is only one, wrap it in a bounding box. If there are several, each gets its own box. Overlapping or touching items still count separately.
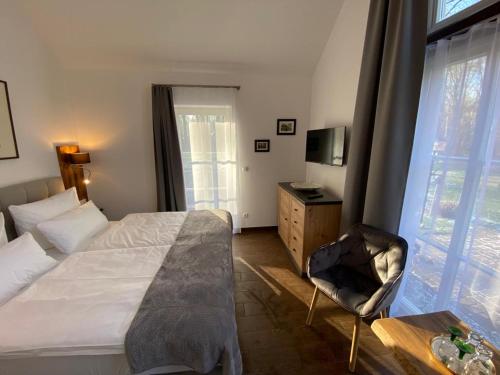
[240,226,278,233]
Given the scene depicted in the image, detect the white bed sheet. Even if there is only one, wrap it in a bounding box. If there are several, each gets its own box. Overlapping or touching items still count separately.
[88,213,187,251]
[0,212,190,374]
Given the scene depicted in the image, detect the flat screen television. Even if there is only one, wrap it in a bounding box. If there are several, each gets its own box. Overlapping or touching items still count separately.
[305,126,346,166]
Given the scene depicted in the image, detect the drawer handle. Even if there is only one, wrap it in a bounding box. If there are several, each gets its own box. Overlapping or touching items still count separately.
[294,208,298,211]
[284,218,288,221]
[292,248,296,252]
[293,236,297,240]
[293,220,297,224]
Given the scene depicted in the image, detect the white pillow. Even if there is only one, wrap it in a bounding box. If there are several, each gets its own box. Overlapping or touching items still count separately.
[0,213,7,247]
[0,232,58,305]
[37,201,109,254]
[8,187,80,249]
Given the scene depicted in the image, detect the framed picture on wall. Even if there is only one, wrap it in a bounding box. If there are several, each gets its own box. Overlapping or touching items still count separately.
[0,80,19,160]
[277,119,296,135]
[255,139,270,152]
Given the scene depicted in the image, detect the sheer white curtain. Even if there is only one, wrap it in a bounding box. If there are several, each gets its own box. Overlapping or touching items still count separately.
[394,18,500,346]
[173,87,241,232]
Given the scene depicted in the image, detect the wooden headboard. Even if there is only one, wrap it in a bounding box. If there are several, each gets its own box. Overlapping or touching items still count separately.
[0,177,65,241]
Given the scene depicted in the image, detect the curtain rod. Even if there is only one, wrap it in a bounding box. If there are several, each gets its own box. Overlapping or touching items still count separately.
[152,84,240,90]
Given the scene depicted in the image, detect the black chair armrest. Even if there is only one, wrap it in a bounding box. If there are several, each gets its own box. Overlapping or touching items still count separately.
[359,271,405,318]
[307,236,346,277]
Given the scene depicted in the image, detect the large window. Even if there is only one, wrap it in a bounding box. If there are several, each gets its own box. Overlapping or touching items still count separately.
[395,18,500,346]
[436,0,482,22]
[173,87,240,231]
[429,0,498,32]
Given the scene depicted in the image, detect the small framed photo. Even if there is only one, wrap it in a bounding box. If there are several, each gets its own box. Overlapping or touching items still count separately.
[255,139,270,152]
[277,119,296,135]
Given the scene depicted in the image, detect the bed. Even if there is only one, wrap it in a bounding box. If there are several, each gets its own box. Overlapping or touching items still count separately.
[0,177,241,375]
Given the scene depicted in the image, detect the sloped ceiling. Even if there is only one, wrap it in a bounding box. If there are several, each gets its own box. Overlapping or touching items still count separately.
[17,0,344,73]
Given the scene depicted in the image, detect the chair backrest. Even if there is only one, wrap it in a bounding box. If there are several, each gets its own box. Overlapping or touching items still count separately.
[338,223,408,285]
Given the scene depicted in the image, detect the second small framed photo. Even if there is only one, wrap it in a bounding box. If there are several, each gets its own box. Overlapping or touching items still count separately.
[277,119,296,135]
[255,139,270,152]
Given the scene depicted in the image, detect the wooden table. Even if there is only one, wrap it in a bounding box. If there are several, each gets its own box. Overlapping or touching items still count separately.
[371,310,499,374]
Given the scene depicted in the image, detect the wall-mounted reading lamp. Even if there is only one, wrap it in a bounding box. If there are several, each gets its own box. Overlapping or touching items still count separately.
[69,152,92,185]
[55,144,90,201]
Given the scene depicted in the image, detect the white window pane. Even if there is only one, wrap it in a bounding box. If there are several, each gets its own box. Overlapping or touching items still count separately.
[217,164,237,201]
[174,95,239,229]
[436,0,482,22]
[448,263,499,341]
[215,121,236,161]
[194,201,215,210]
[395,19,500,347]
[191,164,214,202]
[464,162,500,271]
[189,121,213,162]
[400,241,448,312]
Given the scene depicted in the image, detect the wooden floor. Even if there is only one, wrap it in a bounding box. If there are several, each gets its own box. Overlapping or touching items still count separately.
[233,229,405,375]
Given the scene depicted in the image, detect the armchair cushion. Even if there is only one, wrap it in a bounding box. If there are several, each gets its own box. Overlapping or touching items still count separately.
[307,224,408,319]
[311,265,380,315]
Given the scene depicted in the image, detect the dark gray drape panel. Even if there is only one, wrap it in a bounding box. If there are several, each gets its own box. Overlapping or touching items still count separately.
[341,0,427,234]
[152,85,186,211]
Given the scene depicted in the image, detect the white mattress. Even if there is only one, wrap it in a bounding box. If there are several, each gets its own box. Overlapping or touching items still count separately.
[0,212,193,375]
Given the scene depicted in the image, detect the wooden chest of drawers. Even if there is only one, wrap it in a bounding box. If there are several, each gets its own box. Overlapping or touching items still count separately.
[278,182,342,275]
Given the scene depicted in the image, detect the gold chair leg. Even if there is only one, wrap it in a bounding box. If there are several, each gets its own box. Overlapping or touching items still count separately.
[349,315,361,373]
[305,286,320,326]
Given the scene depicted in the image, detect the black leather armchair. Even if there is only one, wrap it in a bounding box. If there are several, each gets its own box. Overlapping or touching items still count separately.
[305,223,408,372]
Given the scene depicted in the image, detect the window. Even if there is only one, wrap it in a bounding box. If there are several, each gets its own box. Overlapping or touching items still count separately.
[429,0,498,33]
[173,87,240,231]
[394,19,500,346]
[436,0,482,22]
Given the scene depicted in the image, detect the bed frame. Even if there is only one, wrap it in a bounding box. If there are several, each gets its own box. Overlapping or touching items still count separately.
[0,177,64,241]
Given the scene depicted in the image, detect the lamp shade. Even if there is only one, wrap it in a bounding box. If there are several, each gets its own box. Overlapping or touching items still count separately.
[69,152,91,165]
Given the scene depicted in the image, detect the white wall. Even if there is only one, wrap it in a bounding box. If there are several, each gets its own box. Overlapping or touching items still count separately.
[63,67,310,225]
[0,0,368,227]
[0,0,311,227]
[0,1,72,187]
[306,0,370,198]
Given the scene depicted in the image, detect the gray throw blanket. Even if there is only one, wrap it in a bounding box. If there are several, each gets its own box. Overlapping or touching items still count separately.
[125,210,242,375]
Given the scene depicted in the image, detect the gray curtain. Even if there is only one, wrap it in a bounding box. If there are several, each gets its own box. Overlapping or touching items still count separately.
[152,85,186,211]
[341,0,428,234]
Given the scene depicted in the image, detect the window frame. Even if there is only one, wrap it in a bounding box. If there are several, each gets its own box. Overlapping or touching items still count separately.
[428,0,499,35]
